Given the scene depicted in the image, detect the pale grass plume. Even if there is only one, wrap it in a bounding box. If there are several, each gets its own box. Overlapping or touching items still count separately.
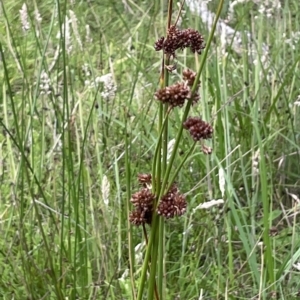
[101,175,110,206]
[135,241,145,264]
[294,97,300,107]
[69,10,83,51]
[193,199,224,211]
[283,31,300,50]
[85,24,93,44]
[257,0,281,18]
[19,3,30,32]
[34,8,42,38]
[218,168,225,198]
[167,138,175,162]
[35,9,42,24]
[56,15,72,54]
[39,70,52,95]
[252,149,260,177]
[95,73,117,100]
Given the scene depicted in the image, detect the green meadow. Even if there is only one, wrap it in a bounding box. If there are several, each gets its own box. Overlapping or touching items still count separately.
[0,0,300,299]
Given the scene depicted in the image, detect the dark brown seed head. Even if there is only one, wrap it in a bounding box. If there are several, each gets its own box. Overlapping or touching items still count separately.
[157,184,187,219]
[138,173,152,185]
[154,37,165,51]
[155,83,190,108]
[183,69,197,87]
[183,117,213,141]
[130,188,155,211]
[183,28,205,54]
[129,209,146,226]
[154,25,205,57]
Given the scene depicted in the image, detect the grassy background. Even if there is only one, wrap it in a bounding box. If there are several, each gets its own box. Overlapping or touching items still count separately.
[0,0,300,299]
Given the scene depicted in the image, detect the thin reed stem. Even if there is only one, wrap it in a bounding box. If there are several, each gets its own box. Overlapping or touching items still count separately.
[137,1,224,299]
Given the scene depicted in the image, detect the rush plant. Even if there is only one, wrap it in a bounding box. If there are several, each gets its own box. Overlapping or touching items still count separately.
[127,1,225,299]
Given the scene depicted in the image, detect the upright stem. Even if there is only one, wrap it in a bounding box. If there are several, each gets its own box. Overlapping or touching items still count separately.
[137,1,224,299]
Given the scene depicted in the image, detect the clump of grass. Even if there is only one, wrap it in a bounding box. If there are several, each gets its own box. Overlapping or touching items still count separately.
[1,0,300,299]
[127,1,224,299]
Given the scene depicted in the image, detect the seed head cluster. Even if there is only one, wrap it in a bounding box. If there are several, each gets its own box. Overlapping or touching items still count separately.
[129,187,154,226]
[157,184,187,219]
[129,209,152,226]
[155,83,190,108]
[183,69,197,87]
[129,177,188,225]
[138,173,152,187]
[130,24,213,228]
[155,69,202,108]
[183,69,200,105]
[183,117,213,141]
[154,25,205,58]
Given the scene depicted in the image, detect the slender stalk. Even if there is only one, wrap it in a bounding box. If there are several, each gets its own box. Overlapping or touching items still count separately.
[125,115,136,300]
[160,0,225,199]
[138,1,224,299]
[157,1,174,296]
[0,41,64,299]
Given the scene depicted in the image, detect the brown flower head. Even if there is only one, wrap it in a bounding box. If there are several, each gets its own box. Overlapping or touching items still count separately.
[157,184,187,219]
[138,173,152,187]
[182,28,205,54]
[163,25,182,57]
[183,69,201,105]
[131,188,155,211]
[129,209,147,226]
[155,83,189,108]
[183,117,213,141]
[154,37,165,51]
[154,25,205,57]
[201,144,213,155]
[130,188,154,226]
[183,69,197,86]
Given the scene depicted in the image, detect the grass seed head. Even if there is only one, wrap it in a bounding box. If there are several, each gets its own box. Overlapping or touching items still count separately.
[154,25,205,58]
[183,117,213,141]
[157,184,187,219]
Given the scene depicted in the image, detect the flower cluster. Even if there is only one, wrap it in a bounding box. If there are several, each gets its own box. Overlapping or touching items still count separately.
[183,69,197,87]
[155,83,190,108]
[138,173,152,187]
[129,176,188,225]
[157,184,187,219]
[129,187,154,226]
[183,69,200,105]
[183,117,213,141]
[129,24,213,228]
[154,69,201,108]
[154,25,205,58]
[39,70,52,95]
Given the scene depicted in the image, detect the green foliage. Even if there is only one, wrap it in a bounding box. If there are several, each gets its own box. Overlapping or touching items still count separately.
[0,0,300,299]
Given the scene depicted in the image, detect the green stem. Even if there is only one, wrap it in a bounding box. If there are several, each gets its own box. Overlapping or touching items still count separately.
[166,142,197,193]
[147,217,161,300]
[160,0,225,199]
[136,212,159,300]
[138,1,224,299]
